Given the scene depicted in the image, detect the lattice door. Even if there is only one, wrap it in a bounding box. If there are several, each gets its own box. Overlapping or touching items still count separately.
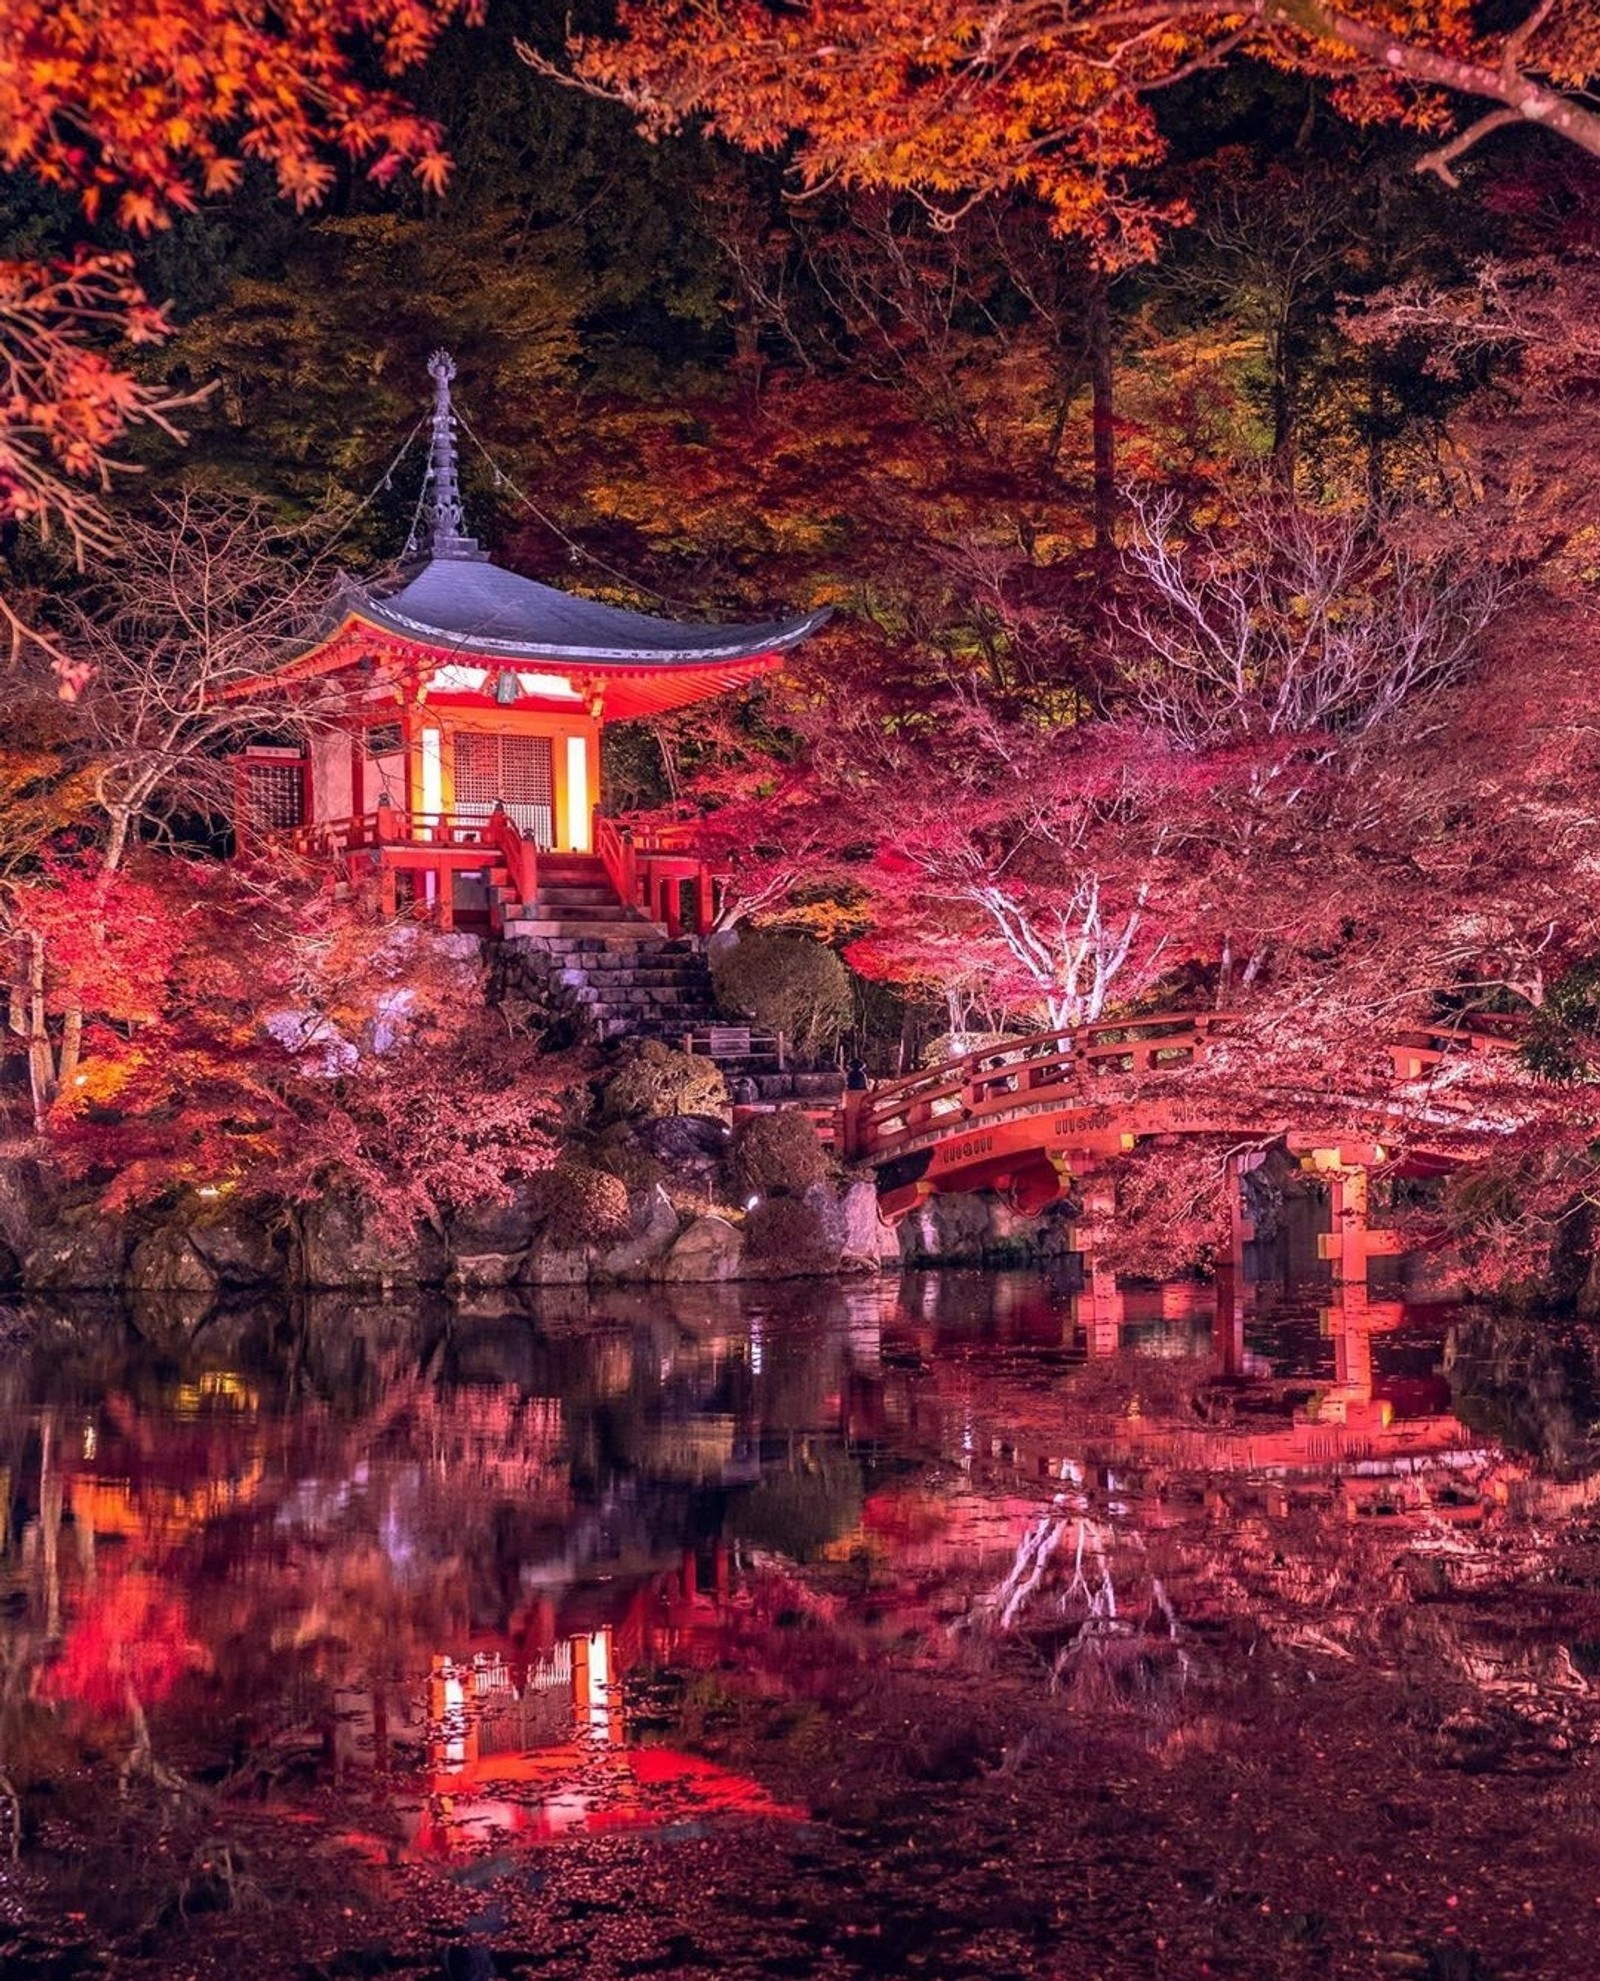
[242,757,305,830]
[454,732,554,848]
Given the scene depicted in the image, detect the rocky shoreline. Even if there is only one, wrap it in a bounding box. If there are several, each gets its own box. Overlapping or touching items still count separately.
[0,1153,1079,1301]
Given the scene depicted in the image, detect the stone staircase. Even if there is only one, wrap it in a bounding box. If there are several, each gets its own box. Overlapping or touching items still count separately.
[497,854,843,1104]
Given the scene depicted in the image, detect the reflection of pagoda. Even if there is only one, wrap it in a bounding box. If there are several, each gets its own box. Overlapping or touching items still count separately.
[412,1549,801,1854]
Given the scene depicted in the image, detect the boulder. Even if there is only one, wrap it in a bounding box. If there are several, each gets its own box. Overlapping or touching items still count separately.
[638,1114,733,1163]
[839,1180,896,1269]
[899,1192,992,1265]
[299,1197,446,1287]
[658,1214,745,1283]
[744,1187,846,1278]
[450,1184,542,1258]
[23,1210,130,1291]
[596,1185,683,1279]
[448,1184,542,1291]
[127,1228,220,1299]
[0,1157,56,1260]
[519,1241,595,1286]
[184,1202,283,1285]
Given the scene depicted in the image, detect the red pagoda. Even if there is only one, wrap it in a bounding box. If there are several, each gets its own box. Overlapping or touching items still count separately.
[232,351,826,934]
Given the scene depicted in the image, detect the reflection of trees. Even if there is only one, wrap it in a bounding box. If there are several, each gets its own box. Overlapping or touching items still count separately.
[728,1448,863,1563]
[1447,1311,1600,1476]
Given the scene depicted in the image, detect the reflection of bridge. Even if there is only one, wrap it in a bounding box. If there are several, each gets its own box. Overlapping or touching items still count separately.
[838,1010,1519,1240]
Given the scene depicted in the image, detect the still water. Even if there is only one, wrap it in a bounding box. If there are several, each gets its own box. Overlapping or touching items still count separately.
[2,1271,1599,1979]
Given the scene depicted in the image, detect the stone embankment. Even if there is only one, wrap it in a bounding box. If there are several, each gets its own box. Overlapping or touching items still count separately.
[0,1156,1076,1298]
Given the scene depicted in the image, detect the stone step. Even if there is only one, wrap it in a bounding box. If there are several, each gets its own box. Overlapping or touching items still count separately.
[504,918,669,942]
[535,885,623,907]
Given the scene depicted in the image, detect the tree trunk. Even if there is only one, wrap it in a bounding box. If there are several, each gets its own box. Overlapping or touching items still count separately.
[1088,278,1116,579]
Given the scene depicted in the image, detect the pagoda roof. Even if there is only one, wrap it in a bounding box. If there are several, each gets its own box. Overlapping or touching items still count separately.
[346,558,828,666]
[232,351,827,716]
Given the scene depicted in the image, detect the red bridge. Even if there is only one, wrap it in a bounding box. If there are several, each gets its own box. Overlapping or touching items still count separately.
[837,1011,1520,1254]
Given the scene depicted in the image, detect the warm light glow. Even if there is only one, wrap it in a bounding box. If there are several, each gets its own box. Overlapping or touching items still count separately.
[421,726,443,822]
[520,672,580,701]
[428,665,489,695]
[566,734,590,850]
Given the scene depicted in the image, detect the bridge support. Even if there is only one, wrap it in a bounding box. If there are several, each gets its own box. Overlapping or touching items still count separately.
[1073,1176,1123,1354]
[1296,1144,1407,1284]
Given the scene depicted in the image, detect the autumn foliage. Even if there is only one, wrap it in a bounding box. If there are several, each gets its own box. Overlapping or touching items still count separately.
[0,0,477,549]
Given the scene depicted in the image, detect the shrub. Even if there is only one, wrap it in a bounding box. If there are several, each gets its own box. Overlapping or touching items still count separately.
[711,931,852,1057]
[744,1191,839,1269]
[731,1109,831,1197]
[525,1162,631,1246]
[597,1040,728,1123]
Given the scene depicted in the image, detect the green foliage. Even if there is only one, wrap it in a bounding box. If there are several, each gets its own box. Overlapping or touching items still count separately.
[596,1039,728,1122]
[730,1109,830,1197]
[1523,961,1600,1083]
[727,1451,863,1561]
[525,1161,631,1245]
[712,930,852,1056]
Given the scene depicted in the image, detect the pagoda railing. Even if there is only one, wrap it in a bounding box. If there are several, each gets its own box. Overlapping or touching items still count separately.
[283,800,537,931]
[595,810,725,940]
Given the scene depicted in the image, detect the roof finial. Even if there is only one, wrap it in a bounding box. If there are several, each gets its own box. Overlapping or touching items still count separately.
[424,349,484,562]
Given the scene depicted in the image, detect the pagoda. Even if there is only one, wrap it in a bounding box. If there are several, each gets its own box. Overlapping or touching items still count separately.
[232,352,826,934]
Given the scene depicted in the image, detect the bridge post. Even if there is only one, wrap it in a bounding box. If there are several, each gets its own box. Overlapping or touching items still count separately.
[1213,1261,1245,1378]
[1073,1176,1123,1355]
[1300,1146,1397,1284]
[1225,1148,1268,1284]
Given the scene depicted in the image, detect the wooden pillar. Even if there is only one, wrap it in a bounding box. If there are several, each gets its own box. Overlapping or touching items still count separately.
[1213,1261,1245,1379]
[1297,1146,1405,1284]
[1075,1175,1121,1355]
[1225,1148,1267,1284]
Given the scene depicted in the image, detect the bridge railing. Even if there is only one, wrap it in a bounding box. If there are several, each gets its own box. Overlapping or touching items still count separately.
[841,1010,1526,1165]
[842,1012,1237,1162]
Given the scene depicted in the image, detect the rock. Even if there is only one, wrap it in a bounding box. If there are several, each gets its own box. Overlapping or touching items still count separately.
[448,1184,542,1291]
[448,1247,527,1293]
[184,1202,283,1285]
[23,1209,130,1291]
[127,1228,220,1299]
[596,1185,682,1279]
[0,1157,56,1260]
[899,1192,992,1265]
[518,1241,594,1286]
[639,1113,733,1162]
[299,1196,445,1287]
[839,1179,896,1269]
[744,1187,846,1277]
[658,1214,745,1283]
[450,1184,541,1257]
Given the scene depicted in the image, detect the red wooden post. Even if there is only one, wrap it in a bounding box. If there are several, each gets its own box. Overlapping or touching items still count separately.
[664,874,681,939]
[694,860,713,937]
[841,1089,866,1159]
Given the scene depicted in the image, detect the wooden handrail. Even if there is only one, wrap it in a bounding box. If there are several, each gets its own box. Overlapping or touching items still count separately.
[595,808,723,938]
[839,1010,1524,1162]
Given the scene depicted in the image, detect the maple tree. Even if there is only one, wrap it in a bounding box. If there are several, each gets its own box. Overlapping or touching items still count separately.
[0,0,478,557]
[540,2,1600,260]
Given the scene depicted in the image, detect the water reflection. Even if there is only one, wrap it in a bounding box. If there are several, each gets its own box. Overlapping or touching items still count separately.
[3,1272,1599,1972]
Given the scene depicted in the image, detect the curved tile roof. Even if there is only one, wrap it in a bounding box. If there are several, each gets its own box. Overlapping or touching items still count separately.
[352,559,828,665]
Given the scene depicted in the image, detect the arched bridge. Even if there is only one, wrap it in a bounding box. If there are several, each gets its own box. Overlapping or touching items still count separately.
[837,1011,1519,1225]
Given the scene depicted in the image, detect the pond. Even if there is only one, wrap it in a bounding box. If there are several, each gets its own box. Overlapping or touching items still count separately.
[2,1270,1598,1979]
